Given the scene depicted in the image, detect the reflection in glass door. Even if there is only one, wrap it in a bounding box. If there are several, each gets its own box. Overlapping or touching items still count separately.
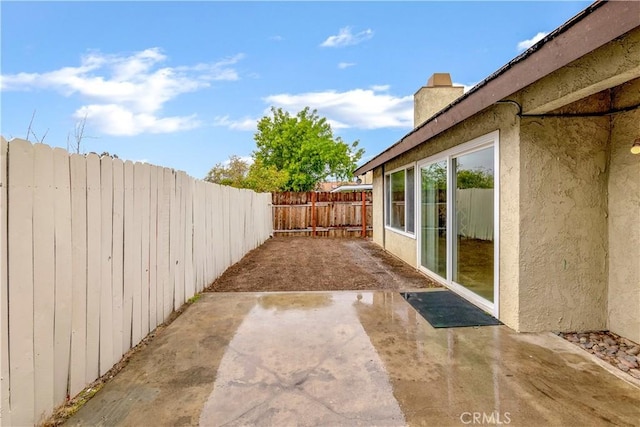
[453,147,494,302]
[420,161,447,278]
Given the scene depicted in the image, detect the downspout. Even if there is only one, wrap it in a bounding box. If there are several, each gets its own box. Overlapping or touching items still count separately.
[381,164,386,249]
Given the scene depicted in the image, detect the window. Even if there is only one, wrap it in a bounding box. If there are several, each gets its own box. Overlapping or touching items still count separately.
[385,166,415,234]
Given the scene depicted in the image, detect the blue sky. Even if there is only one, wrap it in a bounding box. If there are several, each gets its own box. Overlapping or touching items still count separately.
[1,1,591,180]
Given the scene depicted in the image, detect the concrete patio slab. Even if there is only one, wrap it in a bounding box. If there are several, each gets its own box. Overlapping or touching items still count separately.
[66,291,640,426]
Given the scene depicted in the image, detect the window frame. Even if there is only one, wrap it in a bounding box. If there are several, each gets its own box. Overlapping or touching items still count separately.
[384,163,416,238]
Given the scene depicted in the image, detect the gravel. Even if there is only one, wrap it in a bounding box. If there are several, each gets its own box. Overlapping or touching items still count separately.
[558,330,640,380]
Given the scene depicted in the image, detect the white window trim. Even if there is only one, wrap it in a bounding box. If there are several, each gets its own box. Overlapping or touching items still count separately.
[384,163,417,239]
[415,130,500,317]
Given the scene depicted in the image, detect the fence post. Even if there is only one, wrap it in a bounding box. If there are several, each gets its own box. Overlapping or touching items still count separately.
[311,191,316,237]
[361,191,366,238]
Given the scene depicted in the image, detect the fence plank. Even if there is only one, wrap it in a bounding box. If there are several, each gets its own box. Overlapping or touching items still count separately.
[8,139,35,426]
[156,168,168,325]
[139,164,151,337]
[0,137,10,426]
[131,163,144,346]
[165,168,175,319]
[53,148,73,404]
[148,165,158,330]
[184,178,195,300]
[222,186,231,270]
[99,156,114,376]
[33,143,55,422]
[174,172,185,308]
[85,153,101,383]
[122,161,134,350]
[111,158,124,361]
[69,154,87,398]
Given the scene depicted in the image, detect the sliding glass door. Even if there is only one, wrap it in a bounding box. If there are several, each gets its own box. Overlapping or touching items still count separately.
[453,147,494,302]
[418,133,497,312]
[420,161,447,278]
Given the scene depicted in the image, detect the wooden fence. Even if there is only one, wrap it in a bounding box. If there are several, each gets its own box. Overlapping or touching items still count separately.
[272,191,372,237]
[0,138,272,426]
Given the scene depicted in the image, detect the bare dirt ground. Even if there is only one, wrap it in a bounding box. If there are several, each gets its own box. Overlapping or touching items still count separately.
[206,237,440,292]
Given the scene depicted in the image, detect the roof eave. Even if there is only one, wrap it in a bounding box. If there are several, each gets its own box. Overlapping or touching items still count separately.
[354,0,639,176]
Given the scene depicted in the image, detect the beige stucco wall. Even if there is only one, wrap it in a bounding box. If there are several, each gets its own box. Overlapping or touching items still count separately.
[608,79,640,343]
[414,86,464,127]
[384,231,417,268]
[518,116,609,332]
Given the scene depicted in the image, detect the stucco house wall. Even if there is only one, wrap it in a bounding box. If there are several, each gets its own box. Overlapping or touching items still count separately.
[518,115,609,333]
[369,19,639,340]
[608,78,640,343]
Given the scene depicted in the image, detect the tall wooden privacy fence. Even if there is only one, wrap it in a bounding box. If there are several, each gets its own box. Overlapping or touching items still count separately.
[272,191,372,237]
[0,138,272,426]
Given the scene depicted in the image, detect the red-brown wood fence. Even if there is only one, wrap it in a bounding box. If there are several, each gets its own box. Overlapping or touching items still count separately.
[272,191,372,237]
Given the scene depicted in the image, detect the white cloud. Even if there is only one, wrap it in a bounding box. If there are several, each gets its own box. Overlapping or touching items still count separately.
[517,32,548,51]
[264,85,412,130]
[1,48,245,136]
[370,84,389,92]
[320,27,374,48]
[75,104,200,136]
[213,115,257,131]
[338,62,356,69]
[270,35,284,42]
[453,82,478,93]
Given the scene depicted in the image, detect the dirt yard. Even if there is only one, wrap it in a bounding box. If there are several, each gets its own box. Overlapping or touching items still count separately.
[206,237,440,292]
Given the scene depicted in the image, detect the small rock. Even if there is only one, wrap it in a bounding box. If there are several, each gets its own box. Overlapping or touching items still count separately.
[617,363,630,372]
[618,358,638,369]
[592,344,601,352]
[609,345,619,352]
[594,351,606,359]
[567,335,580,343]
[579,337,588,344]
[583,342,594,349]
[624,355,638,363]
[578,333,589,338]
[605,338,617,346]
[629,369,640,379]
[627,346,640,356]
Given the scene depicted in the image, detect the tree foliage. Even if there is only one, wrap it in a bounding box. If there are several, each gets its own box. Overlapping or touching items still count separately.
[204,155,250,187]
[244,159,290,193]
[253,107,364,191]
[421,164,493,190]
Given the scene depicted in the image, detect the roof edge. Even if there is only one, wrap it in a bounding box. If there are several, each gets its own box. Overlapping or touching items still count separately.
[354,0,638,176]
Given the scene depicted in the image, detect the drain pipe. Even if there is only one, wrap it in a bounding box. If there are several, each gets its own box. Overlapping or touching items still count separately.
[381,164,386,249]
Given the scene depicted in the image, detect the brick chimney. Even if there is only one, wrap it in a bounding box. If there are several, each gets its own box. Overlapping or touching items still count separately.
[413,73,464,127]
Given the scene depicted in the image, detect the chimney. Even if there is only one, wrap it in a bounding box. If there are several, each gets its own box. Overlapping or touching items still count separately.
[413,73,464,127]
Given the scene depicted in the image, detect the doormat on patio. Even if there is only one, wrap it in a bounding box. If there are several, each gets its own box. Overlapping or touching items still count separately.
[401,290,502,328]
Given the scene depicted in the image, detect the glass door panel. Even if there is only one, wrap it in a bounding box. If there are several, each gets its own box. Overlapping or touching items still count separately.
[453,148,494,302]
[420,161,447,278]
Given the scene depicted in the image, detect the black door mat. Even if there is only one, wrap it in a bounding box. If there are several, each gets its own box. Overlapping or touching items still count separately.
[401,290,502,328]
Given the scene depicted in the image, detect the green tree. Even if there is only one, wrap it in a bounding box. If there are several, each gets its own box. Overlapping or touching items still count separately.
[244,159,290,192]
[457,168,493,189]
[253,107,364,191]
[421,165,493,190]
[204,155,250,187]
